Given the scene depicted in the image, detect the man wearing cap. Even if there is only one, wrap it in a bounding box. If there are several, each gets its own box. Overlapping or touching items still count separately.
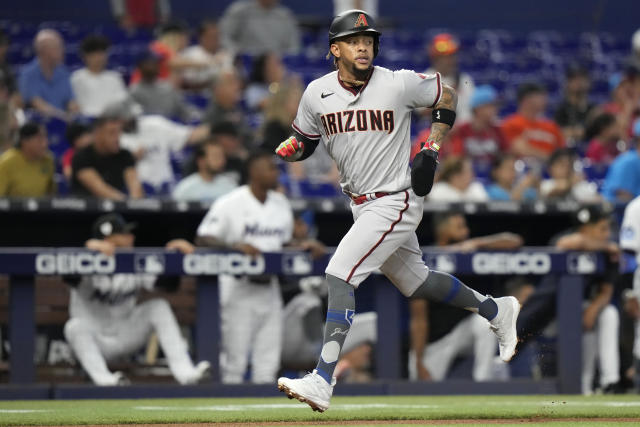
[63,213,210,386]
[601,119,640,204]
[0,121,55,197]
[424,33,475,123]
[445,85,507,170]
[515,206,622,394]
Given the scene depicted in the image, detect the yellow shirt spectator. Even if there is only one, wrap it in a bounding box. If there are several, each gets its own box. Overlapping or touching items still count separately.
[0,122,56,197]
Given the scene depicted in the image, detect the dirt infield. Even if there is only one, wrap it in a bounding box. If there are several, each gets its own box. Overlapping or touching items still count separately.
[57,419,640,426]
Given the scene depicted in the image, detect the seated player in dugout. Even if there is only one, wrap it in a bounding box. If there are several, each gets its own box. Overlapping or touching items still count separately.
[409,211,523,382]
[274,10,521,412]
[63,213,210,386]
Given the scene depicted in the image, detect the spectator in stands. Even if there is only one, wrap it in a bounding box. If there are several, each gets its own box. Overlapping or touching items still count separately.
[71,114,143,200]
[540,148,600,202]
[111,0,171,31]
[219,0,301,56]
[553,206,621,394]
[61,122,92,182]
[261,80,302,152]
[601,119,640,203]
[485,154,538,201]
[602,68,640,140]
[211,121,247,184]
[172,138,237,203]
[129,52,196,122]
[409,211,522,381]
[246,53,286,111]
[424,33,474,123]
[0,121,55,197]
[0,68,20,153]
[585,112,623,166]
[64,212,210,386]
[18,29,79,120]
[428,156,489,202]
[0,29,17,102]
[445,85,507,170]
[334,0,378,17]
[501,83,564,161]
[204,70,252,147]
[130,21,211,87]
[104,99,209,195]
[71,35,128,117]
[554,64,596,145]
[180,20,234,91]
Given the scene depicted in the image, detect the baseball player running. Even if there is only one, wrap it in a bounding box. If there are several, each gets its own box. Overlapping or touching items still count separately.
[275,10,520,412]
[63,213,210,386]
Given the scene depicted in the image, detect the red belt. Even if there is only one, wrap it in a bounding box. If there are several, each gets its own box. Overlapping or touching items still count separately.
[348,191,392,205]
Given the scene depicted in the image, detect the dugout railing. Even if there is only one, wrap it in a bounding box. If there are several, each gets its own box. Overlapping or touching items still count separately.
[0,247,621,399]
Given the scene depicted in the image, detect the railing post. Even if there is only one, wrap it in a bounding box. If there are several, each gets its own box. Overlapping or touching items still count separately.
[556,274,583,394]
[374,276,402,379]
[195,275,220,382]
[9,276,36,384]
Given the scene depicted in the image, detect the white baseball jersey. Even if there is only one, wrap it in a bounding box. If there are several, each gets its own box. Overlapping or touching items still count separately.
[293,66,442,195]
[69,274,156,325]
[621,195,640,263]
[197,185,293,252]
[196,185,293,383]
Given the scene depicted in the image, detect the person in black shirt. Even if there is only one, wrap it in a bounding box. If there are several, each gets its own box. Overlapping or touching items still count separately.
[71,114,143,199]
[408,211,523,381]
[554,64,596,146]
[517,205,621,394]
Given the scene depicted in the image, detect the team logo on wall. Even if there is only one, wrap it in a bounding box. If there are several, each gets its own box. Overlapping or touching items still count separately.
[424,253,456,273]
[567,253,597,274]
[282,253,312,275]
[135,253,165,274]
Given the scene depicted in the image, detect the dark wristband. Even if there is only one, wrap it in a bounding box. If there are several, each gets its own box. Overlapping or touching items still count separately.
[432,108,456,127]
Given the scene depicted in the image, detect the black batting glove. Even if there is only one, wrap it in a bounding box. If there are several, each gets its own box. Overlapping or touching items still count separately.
[411,142,440,196]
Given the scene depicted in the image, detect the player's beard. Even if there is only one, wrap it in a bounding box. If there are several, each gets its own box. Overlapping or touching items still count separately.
[350,60,372,82]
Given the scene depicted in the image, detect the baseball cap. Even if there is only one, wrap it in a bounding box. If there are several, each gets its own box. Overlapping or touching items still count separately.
[429,33,459,56]
[102,98,143,121]
[92,213,136,239]
[471,85,498,109]
[574,205,611,226]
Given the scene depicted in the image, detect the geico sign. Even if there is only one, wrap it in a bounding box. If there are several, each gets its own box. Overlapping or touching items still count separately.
[35,253,115,274]
[183,254,265,275]
[472,253,551,274]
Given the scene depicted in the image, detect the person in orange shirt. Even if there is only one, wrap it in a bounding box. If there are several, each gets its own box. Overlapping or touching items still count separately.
[130,21,209,87]
[501,83,564,161]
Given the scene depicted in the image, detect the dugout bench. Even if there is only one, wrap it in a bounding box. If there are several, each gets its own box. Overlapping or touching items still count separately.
[0,247,608,397]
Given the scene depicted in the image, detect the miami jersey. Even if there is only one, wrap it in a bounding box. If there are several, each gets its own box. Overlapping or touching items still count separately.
[293,66,442,195]
[196,185,294,252]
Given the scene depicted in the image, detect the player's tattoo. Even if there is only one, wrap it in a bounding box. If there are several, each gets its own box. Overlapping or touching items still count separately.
[426,84,458,149]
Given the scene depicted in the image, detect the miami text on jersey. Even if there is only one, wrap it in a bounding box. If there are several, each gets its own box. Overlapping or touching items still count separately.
[244,223,288,238]
[320,109,395,136]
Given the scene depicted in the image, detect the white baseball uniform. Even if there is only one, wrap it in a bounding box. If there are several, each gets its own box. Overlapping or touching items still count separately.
[196,185,294,383]
[621,195,640,359]
[293,66,442,293]
[63,274,203,385]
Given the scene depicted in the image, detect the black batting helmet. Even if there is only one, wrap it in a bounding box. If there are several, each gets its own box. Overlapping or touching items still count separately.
[328,9,380,57]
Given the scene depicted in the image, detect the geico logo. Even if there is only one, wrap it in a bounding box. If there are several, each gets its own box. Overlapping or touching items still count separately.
[472,253,551,274]
[183,254,265,275]
[35,253,115,274]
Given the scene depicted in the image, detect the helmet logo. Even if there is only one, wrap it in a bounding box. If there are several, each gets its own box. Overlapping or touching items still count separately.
[354,13,368,28]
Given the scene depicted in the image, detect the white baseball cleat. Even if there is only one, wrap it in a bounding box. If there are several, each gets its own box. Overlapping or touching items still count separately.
[277,370,336,413]
[489,296,521,362]
[180,361,211,385]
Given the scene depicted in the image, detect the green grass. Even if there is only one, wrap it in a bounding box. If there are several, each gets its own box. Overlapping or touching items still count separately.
[0,395,639,425]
